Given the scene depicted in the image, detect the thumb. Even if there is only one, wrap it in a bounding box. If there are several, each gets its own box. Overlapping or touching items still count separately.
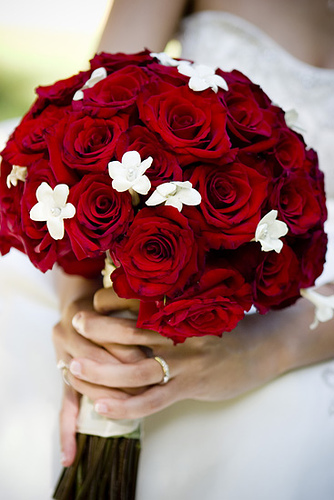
[94,287,139,314]
[59,385,80,467]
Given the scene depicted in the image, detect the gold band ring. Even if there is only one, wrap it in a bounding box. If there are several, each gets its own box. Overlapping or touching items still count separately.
[154,356,170,385]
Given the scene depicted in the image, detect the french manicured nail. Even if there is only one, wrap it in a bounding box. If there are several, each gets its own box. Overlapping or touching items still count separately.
[72,313,83,333]
[95,402,108,414]
[70,360,82,376]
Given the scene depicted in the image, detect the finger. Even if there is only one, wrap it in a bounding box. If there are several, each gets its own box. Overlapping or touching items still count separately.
[94,287,139,314]
[68,356,166,388]
[64,370,142,401]
[59,386,80,467]
[72,310,172,347]
[94,381,179,420]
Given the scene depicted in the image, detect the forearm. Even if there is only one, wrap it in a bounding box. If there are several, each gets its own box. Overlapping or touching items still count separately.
[252,283,334,379]
[97,0,188,53]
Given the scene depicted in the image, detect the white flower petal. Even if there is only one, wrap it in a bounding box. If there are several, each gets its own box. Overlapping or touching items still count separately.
[62,203,76,219]
[87,67,107,87]
[150,52,180,67]
[138,156,153,175]
[212,74,229,91]
[165,197,183,212]
[177,61,194,77]
[301,288,334,330]
[122,151,141,168]
[189,76,211,92]
[30,203,49,221]
[108,160,123,180]
[47,217,65,240]
[132,175,151,195]
[73,89,84,101]
[178,187,202,206]
[269,220,289,238]
[112,177,133,192]
[157,183,177,197]
[146,190,167,206]
[53,184,70,207]
[36,182,53,202]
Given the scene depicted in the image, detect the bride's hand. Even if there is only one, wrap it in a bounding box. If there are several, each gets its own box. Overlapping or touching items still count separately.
[64,288,306,421]
[52,293,145,466]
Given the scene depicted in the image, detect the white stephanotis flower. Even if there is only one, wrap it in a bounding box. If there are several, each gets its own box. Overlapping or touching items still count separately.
[150,52,181,67]
[30,182,75,240]
[146,181,201,212]
[6,165,28,188]
[108,151,152,195]
[102,252,116,289]
[177,61,228,93]
[284,109,306,133]
[253,210,288,253]
[301,288,334,330]
[73,67,107,101]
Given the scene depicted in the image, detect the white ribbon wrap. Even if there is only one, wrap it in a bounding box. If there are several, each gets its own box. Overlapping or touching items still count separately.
[77,395,141,438]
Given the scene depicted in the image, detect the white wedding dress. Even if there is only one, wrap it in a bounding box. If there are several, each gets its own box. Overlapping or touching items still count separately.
[1,11,334,500]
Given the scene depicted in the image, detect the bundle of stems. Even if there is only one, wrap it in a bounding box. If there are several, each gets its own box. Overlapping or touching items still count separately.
[53,433,141,500]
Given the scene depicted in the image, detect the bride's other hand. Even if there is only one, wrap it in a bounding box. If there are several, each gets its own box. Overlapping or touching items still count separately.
[66,286,334,421]
[52,272,145,467]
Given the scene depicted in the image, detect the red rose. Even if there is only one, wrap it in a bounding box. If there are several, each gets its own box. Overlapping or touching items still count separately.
[46,113,128,183]
[220,70,282,152]
[292,229,328,288]
[253,245,301,313]
[67,173,134,260]
[90,50,153,72]
[187,158,268,249]
[35,71,90,107]
[138,264,252,343]
[112,206,202,301]
[146,61,189,86]
[58,251,105,279]
[115,125,183,190]
[270,170,323,235]
[1,105,69,167]
[274,127,306,170]
[77,66,149,118]
[138,83,232,165]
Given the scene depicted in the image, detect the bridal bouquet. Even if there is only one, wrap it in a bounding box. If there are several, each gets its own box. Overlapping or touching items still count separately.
[0,50,328,498]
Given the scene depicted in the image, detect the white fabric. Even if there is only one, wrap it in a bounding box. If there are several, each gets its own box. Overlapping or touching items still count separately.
[0,11,334,500]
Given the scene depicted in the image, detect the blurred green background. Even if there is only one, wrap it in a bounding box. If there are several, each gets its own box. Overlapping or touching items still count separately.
[0,0,111,121]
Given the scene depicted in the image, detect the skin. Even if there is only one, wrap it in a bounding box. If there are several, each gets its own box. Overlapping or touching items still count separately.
[54,0,334,466]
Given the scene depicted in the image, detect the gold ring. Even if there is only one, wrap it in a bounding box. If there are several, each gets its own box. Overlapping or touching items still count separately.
[154,356,170,385]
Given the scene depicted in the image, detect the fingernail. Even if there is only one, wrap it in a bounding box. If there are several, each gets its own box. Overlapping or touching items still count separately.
[60,452,67,466]
[69,360,82,376]
[72,313,83,333]
[95,402,108,414]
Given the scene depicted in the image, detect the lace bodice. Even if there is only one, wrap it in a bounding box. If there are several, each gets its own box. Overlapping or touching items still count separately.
[179,11,334,198]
